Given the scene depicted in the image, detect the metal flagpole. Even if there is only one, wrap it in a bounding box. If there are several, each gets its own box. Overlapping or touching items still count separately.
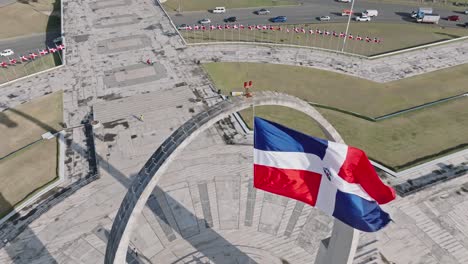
[38,49,46,68]
[55,45,64,65]
[8,58,17,78]
[341,0,356,52]
[0,64,9,82]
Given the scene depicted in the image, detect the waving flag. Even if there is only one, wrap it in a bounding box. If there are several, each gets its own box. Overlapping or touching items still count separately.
[356,35,363,41]
[333,31,338,37]
[239,24,245,29]
[39,49,48,55]
[309,29,314,34]
[49,47,57,53]
[253,118,395,232]
[348,34,354,40]
[210,25,215,30]
[233,24,238,29]
[29,53,38,59]
[9,58,17,65]
[20,55,29,61]
[0,61,7,68]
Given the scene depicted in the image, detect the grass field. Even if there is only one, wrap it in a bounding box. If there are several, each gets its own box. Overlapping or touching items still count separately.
[0,139,58,218]
[163,0,297,12]
[182,23,468,56]
[0,54,61,84]
[0,90,63,217]
[0,0,60,39]
[204,62,468,117]
[204,62,468,170]
[0,91,63,158]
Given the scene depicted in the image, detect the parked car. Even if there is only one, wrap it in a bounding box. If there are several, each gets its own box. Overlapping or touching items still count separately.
[199,18,211,24]
[319,16,331,21]
[224,16,237,22]
[177,24,189,30]
[465,22,468,27]
[447,15,460,21]
[212,7,226,13]
[271,16,287,23]
[255,9,270,15]
[337,0,352,2]
[355,16,371,22]
[0,49,14,57]
[465,10,468,14]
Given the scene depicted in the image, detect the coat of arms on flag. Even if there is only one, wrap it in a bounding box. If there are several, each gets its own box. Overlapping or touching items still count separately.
[253,117,396,232]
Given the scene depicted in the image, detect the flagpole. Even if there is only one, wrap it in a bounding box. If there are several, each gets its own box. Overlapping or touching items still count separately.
[341,0,355,52]
[8,58,17,78]
[0,65,9,82]
[55,45,64,65]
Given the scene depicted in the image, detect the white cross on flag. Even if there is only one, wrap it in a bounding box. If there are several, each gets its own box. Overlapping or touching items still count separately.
[20,55,29,61]
[239,24,245,29]
[57,44,65,50]
[233,24,238,29]
[29,53,38,59]
[9,58,17,65]
[0,61,7,68]
[40,49,48,55]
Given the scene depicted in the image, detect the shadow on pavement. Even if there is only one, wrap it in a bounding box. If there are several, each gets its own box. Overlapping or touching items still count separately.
[0,193,57,264]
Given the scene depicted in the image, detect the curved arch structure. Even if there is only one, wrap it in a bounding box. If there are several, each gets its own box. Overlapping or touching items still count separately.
[105,91,358,264]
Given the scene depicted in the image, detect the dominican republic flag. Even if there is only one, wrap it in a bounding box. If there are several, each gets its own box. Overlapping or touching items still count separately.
[253,117,396,232]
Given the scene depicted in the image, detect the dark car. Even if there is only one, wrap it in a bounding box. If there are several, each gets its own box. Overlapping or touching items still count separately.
[224,16,237,22]
[447,15,460,21]
[256,9,270,15]
[271,16,287,23]
[465,22,468,28]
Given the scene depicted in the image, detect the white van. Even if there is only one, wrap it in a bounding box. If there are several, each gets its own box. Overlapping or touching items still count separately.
[363,10,378,17]
[212,7,226,13]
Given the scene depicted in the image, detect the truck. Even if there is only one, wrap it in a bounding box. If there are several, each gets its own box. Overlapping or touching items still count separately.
[416,14,440,24]
[363,10,378,17]
[411,7,433,18]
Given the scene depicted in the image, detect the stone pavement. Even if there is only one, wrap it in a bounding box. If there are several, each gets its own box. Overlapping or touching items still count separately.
[0,0,467,262]
[185,42,468,83]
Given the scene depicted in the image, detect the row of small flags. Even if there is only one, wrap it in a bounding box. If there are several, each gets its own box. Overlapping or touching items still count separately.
[184,24,382,43]
[0,44,65,68]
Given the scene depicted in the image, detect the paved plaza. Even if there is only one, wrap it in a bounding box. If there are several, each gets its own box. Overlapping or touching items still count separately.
[0,0,467,263]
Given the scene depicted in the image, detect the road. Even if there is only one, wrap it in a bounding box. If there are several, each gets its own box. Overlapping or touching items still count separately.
[0,31,61,60]
[170,1,467,28]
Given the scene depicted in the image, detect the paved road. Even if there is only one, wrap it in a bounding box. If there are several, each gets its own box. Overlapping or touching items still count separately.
[170,1,468,28]
[0,32,61,60]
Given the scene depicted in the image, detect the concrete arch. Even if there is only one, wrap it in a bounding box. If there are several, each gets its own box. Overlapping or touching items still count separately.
[105,91,358,263]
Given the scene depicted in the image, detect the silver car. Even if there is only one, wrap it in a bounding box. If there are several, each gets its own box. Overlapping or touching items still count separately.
[256,9,270,15]
[319,16,331,21]
[199,18,211,24]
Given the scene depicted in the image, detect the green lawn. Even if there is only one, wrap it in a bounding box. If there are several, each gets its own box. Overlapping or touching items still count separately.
[204,62,468,170]
[0,139,58,218]
[0,91,63,217]
[0,90,63,157]
[0,0,60,39]
[182,23,468,56]
[0,54,61,85]
[163,0,297,12]
[204,62,468,117]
